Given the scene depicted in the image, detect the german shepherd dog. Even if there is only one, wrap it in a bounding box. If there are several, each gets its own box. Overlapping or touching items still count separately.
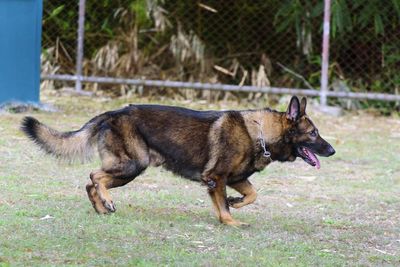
[21,96,335,226]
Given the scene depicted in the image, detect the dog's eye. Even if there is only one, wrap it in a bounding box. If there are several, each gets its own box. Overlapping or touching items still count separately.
[310,130,317,137]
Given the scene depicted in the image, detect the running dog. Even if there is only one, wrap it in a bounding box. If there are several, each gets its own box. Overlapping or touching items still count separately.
[21,96,335,226]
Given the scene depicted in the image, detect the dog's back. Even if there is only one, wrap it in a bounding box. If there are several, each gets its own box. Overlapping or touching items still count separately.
[108,105,224,180]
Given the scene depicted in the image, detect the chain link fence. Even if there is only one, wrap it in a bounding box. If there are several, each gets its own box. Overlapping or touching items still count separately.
[41,0,400,102]
[42,1,78,76]
[329,1,400,96]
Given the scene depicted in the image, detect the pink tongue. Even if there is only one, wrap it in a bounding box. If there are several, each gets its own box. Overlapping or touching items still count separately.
[308,150,320,169]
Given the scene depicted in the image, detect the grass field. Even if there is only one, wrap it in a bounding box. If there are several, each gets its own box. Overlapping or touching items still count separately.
[0,94,399,266]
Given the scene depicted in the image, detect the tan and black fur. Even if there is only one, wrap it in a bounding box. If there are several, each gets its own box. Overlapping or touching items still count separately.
[21,96,335,226]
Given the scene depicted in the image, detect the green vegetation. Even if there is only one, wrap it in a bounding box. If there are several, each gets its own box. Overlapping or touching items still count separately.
[42,0,400,98]
[0,94,399,265]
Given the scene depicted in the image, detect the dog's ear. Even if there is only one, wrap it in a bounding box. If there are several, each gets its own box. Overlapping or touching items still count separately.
[300,97,307,116]
[286,96,300,121]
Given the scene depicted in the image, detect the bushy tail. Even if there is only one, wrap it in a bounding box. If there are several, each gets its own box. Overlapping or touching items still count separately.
[20,116,100,162]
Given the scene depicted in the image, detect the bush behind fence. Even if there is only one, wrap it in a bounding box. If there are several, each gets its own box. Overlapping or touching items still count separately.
[42,0,400,96]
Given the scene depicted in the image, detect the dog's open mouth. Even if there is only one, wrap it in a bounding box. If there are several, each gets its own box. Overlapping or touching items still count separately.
[297,146,320,169]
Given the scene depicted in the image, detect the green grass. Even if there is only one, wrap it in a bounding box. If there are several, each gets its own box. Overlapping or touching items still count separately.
[0,94,399,266]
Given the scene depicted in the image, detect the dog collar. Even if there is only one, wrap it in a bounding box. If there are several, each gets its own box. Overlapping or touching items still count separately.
[258,136,271,158]
[253,120,271,158]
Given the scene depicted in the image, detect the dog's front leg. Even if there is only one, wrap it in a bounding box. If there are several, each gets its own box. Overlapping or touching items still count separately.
[208,176,248,227]
[227,179,257,209]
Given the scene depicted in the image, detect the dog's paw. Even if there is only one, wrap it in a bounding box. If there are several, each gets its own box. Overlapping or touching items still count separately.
[102,200,116,213]
[227,196,244,206]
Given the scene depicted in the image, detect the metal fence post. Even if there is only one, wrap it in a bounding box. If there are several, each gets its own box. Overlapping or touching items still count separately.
[75,0,86,92]
[320,0,331,106]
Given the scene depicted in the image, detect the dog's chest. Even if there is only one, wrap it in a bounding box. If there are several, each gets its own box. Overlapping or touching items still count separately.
[253,153,272,170]
[252,141,272,170]
[227,152,271,184]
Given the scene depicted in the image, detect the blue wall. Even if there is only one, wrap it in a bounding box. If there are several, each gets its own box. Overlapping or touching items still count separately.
[0,0,43,103]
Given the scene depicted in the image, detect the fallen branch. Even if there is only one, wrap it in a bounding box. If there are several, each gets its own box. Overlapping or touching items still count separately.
[277,62,315,90]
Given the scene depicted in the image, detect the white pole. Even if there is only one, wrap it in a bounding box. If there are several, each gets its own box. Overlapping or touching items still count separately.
[320,0,331,106]
[75,0,86,92]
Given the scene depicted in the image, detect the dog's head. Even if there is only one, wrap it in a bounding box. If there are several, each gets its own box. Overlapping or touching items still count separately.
[275,96,335,168]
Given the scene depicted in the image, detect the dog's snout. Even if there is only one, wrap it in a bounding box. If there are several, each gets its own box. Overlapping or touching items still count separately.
[327,146,335,156]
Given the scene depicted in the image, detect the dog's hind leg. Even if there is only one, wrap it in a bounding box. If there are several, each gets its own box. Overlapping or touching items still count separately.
[88,124,149,213]
[86,175,136,213]
[86,181,109,214]
[227,179,257,209]
[89,170,118,212]
[89,160,146,213]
